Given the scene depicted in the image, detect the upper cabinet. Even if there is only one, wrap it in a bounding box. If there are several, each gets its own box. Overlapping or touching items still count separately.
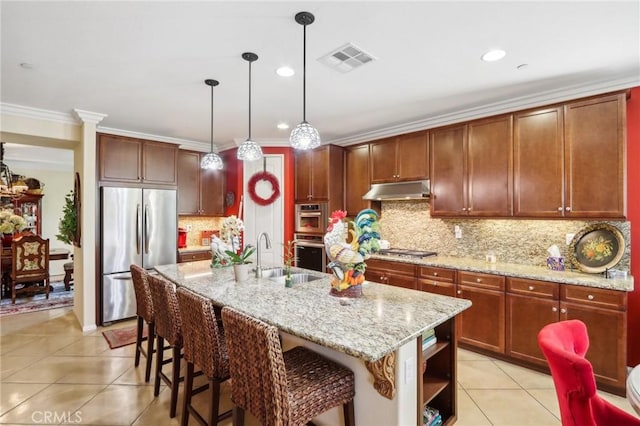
[430,115,513,217]
[370,131,429,183]
[295,145,344,210]
[98,134,178,187]
[344,144,371,217]
[513,106,564,217]
[564,93,626,218]
[177,150,225,216]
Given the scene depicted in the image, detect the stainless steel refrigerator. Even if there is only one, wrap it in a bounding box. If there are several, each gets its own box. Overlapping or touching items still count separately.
[100,187,177,324]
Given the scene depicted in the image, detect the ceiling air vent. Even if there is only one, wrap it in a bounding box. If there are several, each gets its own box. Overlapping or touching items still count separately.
[319,43,376,73]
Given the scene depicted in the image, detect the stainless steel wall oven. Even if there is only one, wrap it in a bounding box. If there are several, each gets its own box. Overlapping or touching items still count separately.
[294,233,327,273]
[295,203,328,234]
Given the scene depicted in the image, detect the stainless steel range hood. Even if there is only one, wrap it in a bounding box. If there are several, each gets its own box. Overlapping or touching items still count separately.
[362,180,430,201]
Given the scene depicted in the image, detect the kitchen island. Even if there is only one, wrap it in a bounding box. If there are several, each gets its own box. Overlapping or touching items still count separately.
[155,260,471,426]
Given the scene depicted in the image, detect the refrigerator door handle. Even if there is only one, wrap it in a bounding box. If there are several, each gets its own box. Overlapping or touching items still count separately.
[144,204,150,254]
[136,204,142,255]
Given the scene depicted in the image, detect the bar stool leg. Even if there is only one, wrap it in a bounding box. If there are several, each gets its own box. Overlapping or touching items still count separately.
[232,406,244,426]
[170,346,181,418]
[154,335,164,397]
[135,316,143,367]
[343,400,355,426]
[144,322,155,383]
[182,362,194,426]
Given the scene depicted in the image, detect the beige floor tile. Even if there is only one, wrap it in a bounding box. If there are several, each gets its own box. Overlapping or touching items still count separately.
[0,334,40,355]
[0,382,49,416]
[493,359,556,389]
[55,356,132,384]
[113,365,155,386]
[457,347,495,361]
[131,386,182,426]
[84,319,137,337]
[65,384,155,425]
[3,356,84,383]
[455,388,492,425]
[600,390,638,417]
[458,360,520,389]
[100,342,137,358]
[2,334,81,356]
[467,389,560,425]
[0,383,105,424]
[53,335,111,356]
[0,307,73,336]
[527,388,561,419]
[0,355,45,380]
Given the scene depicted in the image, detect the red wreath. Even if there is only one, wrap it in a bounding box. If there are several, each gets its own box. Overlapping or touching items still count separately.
[248,171,281,206]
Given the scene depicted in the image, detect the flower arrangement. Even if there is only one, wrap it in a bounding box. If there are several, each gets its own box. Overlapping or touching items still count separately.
[0,209,27,235]
[211,215,246,268]
[283,240,296,287]
[324,209,381,296]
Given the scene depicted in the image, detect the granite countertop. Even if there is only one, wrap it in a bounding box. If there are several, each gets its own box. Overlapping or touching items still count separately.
[370,254,634,292]
[178,245,211,253]
[154,261,471,362]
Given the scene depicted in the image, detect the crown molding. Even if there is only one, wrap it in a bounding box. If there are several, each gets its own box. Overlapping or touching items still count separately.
[0,103,79,125]
[73,109,107,125]
[328,74,640,146]
[96,126,212,152]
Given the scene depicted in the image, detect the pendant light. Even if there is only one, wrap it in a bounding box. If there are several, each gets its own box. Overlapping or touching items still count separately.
[290,11,321,150]
[200,79,224,170]
[237,52,263,161]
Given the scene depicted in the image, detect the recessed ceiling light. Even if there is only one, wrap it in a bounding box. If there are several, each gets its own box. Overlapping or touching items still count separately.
[277,123,290,130]
[481,49,506,62]
[276,66,295,77]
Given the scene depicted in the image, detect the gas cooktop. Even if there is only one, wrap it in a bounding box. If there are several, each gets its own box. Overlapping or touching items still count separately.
[378,248,438,259]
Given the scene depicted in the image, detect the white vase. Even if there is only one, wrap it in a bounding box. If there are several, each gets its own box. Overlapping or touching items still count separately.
[233,263,252,282]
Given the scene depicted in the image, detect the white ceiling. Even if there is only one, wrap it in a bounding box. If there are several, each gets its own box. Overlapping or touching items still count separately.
[1,1,639,154]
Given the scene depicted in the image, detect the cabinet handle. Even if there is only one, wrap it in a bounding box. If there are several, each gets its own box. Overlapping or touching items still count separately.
[587,294,594,300]
[461,207,467,212]
[528,285,534,291]
[468,207,472,211]
[557,207,563,212]
[433,272,438,277]
[476,278,481,283]
[565,206,572,212]
[432,281,438,286]
[552,307,558,312]
[560,308,567,314]
[457,290,462,295]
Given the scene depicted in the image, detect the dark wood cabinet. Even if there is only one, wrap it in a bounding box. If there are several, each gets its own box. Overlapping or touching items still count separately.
[177,150,224,216]
[178,249,212,263]
[11,193,43,235]
[506,278,560,366]
[98,133,178,187]
[366,258,417,290]
[513,107,564,217]
[344,144,371,217]
[430,116,512,218]
[295,144,344,211]
[418,266,457,297]
[456,271,505,353]
[370,132,428,183]
[560,284,627,393]
[564,93,626,218]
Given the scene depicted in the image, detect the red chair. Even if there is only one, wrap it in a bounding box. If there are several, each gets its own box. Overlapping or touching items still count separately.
[538,320,640,426]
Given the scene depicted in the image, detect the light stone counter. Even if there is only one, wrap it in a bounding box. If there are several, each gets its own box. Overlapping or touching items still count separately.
[371,254,634,292]
[155,260,471,362]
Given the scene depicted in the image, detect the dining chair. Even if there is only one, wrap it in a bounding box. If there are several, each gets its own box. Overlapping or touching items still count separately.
[221,306,355,426]
[176,287,231,426]
[147,273,183,418]
[9,234,49,304]
[130,264,156,383]
[538,320,640,425]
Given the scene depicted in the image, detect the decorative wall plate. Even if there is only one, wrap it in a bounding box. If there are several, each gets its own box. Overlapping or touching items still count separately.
[568,223,624,273]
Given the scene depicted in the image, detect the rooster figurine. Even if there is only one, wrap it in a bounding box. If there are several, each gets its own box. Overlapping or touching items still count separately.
[324,209,381,294]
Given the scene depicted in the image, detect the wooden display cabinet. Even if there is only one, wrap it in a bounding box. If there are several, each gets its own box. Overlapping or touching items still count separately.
[10,193,43,235]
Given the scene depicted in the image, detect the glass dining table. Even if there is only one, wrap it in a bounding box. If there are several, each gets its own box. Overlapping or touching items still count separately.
[628,364,640,415]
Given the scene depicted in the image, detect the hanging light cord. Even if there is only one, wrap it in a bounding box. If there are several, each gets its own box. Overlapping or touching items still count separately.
[302,22,307,122]
[248,58,253,140]
[210,83,214,152]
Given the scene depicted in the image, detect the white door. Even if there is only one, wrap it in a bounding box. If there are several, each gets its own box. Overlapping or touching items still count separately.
[242,154,284,266]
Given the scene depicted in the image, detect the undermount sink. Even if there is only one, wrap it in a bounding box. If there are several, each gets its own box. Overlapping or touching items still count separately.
[269,272,323,285]
[261,267,288,278]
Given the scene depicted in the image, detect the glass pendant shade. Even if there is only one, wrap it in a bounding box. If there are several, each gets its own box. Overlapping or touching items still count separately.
[290,121,321,150]
[202,78,224,170]
[200,152,223,170]
[237,139,263,161]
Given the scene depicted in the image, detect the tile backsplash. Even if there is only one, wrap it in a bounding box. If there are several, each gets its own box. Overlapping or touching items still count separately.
[178,216,224,247]
[380,201,630,271]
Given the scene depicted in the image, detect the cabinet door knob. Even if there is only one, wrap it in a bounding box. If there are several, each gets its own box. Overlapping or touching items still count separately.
[558,207,563,212]
[432,281,438,286]
[461,207,467,212]
[587,294,594,300]
[433,272,438,277]
[476,278,481,283]
[560,308,567,314]
[552,307,558,312]
[528,285,534,291]
[565,206,572,212]
[457,290,462,295]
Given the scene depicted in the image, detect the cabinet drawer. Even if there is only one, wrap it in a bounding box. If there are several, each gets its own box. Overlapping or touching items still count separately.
[561,285,627,311]
[507,278,559,299]
[458,271,505,290]
[178,251,212,263]
[418,279,456,297]
[366,259,416,276]
[419,266,456,283]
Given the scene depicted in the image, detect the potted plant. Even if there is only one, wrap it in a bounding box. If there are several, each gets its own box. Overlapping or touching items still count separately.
[225,245,256,281]
[56,190,76,245]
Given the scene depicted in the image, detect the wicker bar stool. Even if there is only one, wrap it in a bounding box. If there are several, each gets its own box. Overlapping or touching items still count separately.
[176,287,232,426]
[148,273,183,418]
[130,264,156,382]
[221,306,356,426]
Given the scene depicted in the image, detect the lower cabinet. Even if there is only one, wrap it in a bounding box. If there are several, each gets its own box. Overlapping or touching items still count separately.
[366,258,416,289]
[418,266,457,297]
[178,250,212,263]
[456,271,506,354]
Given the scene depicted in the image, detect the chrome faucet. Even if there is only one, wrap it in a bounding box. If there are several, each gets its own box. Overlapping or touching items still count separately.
[255,232,272,278]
